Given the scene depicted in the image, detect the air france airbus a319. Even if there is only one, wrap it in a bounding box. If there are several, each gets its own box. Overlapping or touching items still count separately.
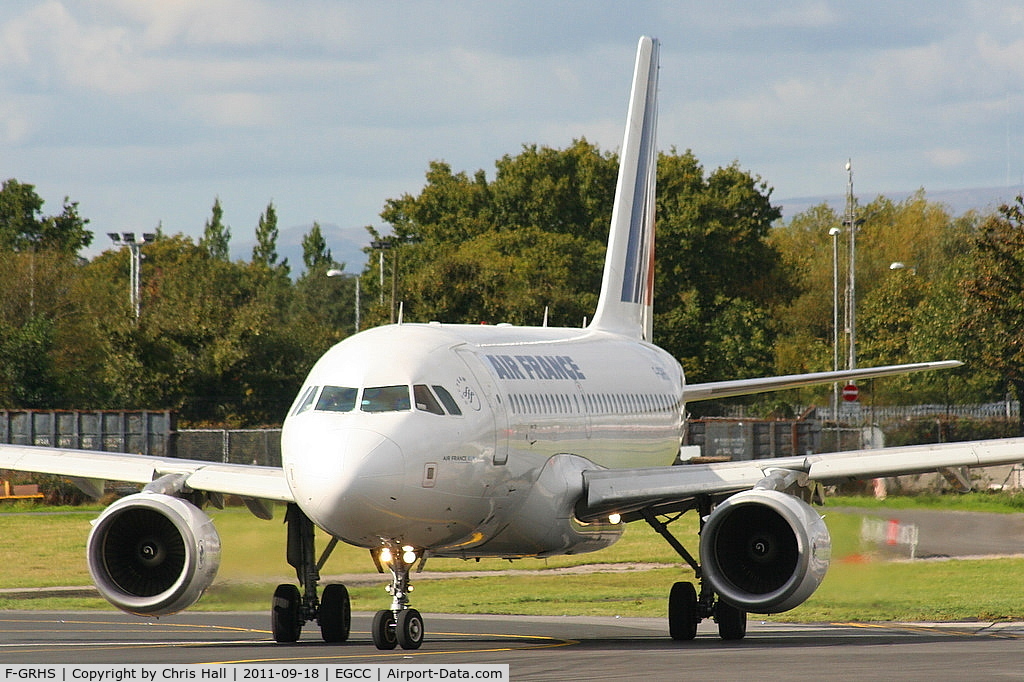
[3,36,1024,650]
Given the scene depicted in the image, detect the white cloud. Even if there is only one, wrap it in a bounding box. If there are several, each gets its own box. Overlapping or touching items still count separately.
[4,0,1024,256]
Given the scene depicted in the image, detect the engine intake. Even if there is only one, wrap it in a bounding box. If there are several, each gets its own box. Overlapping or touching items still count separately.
[699,489,830,614]
[87,492,221,616]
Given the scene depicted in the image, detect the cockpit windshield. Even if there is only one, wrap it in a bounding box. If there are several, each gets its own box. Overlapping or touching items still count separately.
[315,386,357,412]
[295,383,463,416]
[361,385,411,412]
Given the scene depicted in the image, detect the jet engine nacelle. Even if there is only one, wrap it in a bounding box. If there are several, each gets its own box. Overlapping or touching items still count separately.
[86,492,221,616]
[699,488,831,614]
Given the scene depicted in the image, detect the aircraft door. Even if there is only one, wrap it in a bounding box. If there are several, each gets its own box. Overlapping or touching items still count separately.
[574,380,592,439]
[454,348,509,465]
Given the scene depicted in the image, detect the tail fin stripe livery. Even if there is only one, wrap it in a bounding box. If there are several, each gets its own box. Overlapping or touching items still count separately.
[591,36,659,341]
[620,49,659,309]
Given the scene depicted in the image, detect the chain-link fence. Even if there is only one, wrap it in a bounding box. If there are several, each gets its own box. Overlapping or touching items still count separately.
[176,428,282,467]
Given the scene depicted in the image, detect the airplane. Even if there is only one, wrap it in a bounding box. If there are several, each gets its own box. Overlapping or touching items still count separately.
[3,35,1024,650]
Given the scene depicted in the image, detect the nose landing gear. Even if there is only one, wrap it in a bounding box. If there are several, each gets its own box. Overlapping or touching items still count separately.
[371,544,425,650]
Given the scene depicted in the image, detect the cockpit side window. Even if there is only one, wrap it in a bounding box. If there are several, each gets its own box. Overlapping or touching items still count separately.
[432,385,463,416]
[292,385,319,415]
[361,385,411,412]
[316,386,358,412]
[413,384,445,415]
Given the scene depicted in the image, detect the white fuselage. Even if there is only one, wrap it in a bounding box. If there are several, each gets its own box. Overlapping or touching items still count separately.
[281,322,685,559]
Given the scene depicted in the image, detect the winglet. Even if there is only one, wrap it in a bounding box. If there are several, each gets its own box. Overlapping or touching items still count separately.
[589,36,659,340]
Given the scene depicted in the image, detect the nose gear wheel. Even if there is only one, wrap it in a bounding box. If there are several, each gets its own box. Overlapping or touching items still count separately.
[371,544,425,650]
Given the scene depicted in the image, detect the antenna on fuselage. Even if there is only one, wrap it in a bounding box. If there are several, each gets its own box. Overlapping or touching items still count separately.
[398,302,404,325]
[543,306,549,327]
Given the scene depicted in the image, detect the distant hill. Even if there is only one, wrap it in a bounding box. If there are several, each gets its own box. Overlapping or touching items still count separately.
[778,185,1024,221]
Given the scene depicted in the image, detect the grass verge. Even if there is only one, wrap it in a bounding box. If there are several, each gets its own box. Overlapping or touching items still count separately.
[1,494,1022,622]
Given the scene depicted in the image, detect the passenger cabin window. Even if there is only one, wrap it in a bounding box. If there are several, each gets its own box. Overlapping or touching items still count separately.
[432,385,462,416]
[361,385,411,412]
[413,385,444,415]
[316,386,357,412]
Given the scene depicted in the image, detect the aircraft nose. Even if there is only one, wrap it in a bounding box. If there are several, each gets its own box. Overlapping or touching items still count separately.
[289,427,405,526]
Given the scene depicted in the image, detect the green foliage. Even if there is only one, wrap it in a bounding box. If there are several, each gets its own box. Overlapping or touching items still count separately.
[199,197,231,261]
[772,191,1009,409]
[301,221,333,273]
[653,152,788,388]
[0,315,57,407]
[959,196,1024,431]
[2,156,1023,426]
[375,142,787,389]
[0,179,92,253]
[252,201,289,278]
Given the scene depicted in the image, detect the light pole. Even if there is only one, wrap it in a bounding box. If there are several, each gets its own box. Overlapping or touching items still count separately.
[829,226,841,426]
[326,268,360,333]
[108,232,155,319]
[843,160,857,371]
[370,236,419,324]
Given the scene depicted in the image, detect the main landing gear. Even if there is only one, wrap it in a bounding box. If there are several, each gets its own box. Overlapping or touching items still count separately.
[271,504,351,643]
[369,544,425,650]
[643,503,748,642]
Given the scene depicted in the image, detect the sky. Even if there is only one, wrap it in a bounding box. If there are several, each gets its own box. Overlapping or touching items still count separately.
[3,1,1024,267]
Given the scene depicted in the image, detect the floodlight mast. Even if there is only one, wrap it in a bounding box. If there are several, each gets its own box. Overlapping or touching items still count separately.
[108,232,155,319]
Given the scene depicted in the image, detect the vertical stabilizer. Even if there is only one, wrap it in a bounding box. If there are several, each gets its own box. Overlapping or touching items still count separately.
[589,36,659,340]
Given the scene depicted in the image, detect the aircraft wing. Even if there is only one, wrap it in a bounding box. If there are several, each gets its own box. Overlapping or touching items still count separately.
[682,361,961,402]
[0,443,293,503]
[580,437,1024,521]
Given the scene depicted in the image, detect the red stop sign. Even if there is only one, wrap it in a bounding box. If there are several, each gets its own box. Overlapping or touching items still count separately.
[842,383,859,402]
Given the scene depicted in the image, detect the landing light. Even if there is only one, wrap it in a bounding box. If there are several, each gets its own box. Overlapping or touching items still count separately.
[379,547,392,563]
[609,513,622,525]
[402,547,418,565]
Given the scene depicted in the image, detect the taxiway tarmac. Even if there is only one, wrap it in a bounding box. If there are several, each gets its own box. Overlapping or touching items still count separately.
[0,611,1021,680]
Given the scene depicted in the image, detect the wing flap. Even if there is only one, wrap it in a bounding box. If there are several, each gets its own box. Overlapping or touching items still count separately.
[0,444,293,503]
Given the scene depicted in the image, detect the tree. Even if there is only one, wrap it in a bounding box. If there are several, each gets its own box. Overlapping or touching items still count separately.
[960,196,1024,433]
[374,140,617,328]
[771,192,993,407]
[301,222,334,273]
[0,179,92,253]
[372,143,790,396]
[253,201,289,277]
[653,151,788,388]
[200,197,231,261]
[0,315,58,407]
[769,203,840,364]
[41,197,92,253]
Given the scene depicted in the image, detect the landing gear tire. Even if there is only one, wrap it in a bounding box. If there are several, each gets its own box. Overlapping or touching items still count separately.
[272,583,302,643]
[319,583,351,643]
[668,581,699,641]
[372,609,398,650]
[716,600,747,641]
[396,608,424,650]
